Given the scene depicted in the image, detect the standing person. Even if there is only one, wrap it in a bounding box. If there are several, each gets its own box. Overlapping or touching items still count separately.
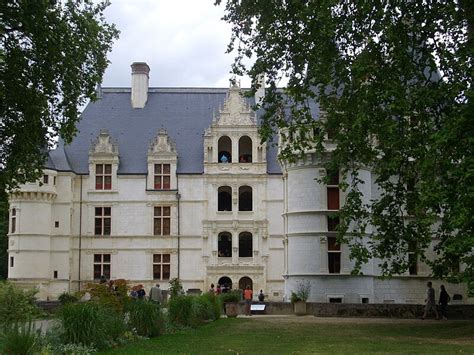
[137,284,146,300]
[209,283,215,294]
[422,281,439,320]
[216,284,222,295]
[439,285,451,320]
[258,290,265,302]
[244,285,253,316]
[149,283,162,304]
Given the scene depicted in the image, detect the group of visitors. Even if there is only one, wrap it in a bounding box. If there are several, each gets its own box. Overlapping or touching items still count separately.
[422,282,451,320]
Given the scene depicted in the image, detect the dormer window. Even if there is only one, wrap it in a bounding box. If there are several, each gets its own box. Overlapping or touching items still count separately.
[89,130,119,192]
[154,164,171,189]
[96,164,112,190]
[238,136,252,163]
[218,136,232,163]
[147,129,177,191]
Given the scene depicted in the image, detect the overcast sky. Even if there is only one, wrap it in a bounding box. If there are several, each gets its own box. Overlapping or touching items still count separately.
[101,0,249,88]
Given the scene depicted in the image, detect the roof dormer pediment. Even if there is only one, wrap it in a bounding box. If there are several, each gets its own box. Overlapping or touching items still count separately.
[148,128,177,160]
[89,129,119,157]
[215,83,256,126]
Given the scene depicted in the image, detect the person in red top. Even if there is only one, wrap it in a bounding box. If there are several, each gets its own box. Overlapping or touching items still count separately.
[243,285,253,316]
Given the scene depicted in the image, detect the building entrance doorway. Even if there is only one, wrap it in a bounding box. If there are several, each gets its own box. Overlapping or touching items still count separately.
[239,276,253,291]
[218,276,232,293]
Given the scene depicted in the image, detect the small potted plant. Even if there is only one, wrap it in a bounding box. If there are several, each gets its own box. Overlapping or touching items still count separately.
[291,281,311,316]
[220,290,241,317]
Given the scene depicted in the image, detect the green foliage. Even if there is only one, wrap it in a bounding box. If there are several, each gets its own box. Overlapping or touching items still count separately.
[58,292,79,306]
[0,282,42,324]
[41,342,97,355]
[0,189,8,280]
[168,278,184,299]
[168,295,194,328]
[200,292,222,320]
[219,290,242,303]
[126,300,164,337]
[218,0,474,283]
[291,281,311,303]
[82,279,130,312]
[0,320,42,355]
[0,0,119,189]
[167,293,221,329]
[58,302,125,350]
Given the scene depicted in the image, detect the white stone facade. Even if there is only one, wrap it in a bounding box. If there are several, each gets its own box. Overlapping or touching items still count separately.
[7,70,469,304]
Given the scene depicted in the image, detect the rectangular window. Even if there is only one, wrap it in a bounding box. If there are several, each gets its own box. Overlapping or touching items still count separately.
[328,236,341,274]
[10,257,14,268]
[328,170,339,185]
[53,176,56,185]
[153,254,171,280]
[327,216,339,232]
[95,207,111,236]
[95,164,112,190]
[10,209,16,234]
[327,187,340,210]
[154,164,171,189]
[43,175,49,184]
[408,241,417,275]
[93,253,111,280]
[54,271,58,279]
[154,206,171,236]
[329,297,342,303]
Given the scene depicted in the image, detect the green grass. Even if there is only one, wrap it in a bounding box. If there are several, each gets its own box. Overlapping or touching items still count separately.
[102,317,474,354]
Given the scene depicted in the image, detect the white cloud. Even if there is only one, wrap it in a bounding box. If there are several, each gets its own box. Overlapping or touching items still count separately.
[100,0,252,87]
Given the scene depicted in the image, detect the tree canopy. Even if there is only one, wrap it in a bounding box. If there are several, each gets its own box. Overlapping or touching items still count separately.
[218,0,473,286]
[0,0,119,189]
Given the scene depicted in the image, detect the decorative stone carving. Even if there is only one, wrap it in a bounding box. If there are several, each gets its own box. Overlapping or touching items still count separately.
[148,128,177,157]
[216,83,256,126]
[89,130,119,157]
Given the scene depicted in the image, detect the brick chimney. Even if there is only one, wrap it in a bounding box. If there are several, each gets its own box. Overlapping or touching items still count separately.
[131,62,150,108]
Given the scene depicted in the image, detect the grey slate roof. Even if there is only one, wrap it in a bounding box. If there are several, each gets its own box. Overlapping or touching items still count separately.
[49,87,295,175]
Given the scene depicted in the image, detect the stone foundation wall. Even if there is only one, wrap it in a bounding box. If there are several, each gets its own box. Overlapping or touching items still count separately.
[244,302,474,319]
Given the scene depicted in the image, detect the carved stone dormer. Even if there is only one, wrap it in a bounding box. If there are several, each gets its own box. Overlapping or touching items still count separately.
[88,130,119,192]
[216,83,256,127]
[204,83,267,171]
[147,128,178,190]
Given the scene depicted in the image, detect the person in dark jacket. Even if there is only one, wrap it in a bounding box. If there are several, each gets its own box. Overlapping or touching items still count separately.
[439,285,451,320]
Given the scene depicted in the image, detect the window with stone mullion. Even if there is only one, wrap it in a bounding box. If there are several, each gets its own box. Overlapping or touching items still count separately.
[93,253,111,279]
[153,253,171,280]
[95,207,111,236]
[96,164,112,190]
[154,206,171,236]
[154,164,170,189]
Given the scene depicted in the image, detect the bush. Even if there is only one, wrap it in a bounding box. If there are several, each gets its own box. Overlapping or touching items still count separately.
[58,302,125,350]
[220,290,242,303]
[81,279,130,312]
[291,280,311,303]
[168,295,194,327]
[0,281,42,324]
[58,292,79,305]
[0,320,42,355]
[189,296,214,327]
[126,300,164,337]
[200,292,221,320]
[168,278,184,299]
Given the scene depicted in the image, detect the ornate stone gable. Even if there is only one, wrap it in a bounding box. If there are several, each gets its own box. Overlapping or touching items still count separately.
[215,83,256,126]
[148,128,177,159]
[89,129,119,157]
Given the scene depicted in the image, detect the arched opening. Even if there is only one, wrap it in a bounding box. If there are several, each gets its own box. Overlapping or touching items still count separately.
[239,186,252,211]
[218,232,232,257]
[218,186,232,211]
[239,232,253,257]
[238,136,252,162]
[239,276,253,291]
[218,276,233,293]
[218,136,232,163]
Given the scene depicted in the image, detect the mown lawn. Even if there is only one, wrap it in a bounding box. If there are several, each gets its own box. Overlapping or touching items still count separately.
[102,316,474,354]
